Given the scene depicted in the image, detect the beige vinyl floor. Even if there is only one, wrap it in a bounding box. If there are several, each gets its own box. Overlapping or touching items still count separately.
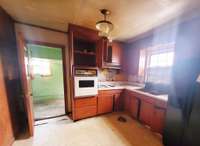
[13,112,163,146]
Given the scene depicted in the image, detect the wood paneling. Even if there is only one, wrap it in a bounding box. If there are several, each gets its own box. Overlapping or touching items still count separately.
[0,57,14,146]
[0,7,25,140]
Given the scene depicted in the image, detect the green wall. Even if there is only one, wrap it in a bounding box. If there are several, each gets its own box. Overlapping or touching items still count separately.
[27,44,64,102]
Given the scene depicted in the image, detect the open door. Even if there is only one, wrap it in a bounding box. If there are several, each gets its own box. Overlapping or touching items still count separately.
[16,32,34,136]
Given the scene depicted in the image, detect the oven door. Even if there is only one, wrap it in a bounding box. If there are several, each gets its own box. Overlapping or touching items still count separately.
[74,76,98,97]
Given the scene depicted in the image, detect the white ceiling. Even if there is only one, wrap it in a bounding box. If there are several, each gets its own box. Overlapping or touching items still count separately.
[1,0,200,41]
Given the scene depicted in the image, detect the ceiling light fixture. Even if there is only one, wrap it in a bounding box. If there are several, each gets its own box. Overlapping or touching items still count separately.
[96,9,114,39]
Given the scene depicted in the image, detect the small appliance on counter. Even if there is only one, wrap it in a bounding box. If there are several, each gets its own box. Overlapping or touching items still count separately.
[74,67,98,98]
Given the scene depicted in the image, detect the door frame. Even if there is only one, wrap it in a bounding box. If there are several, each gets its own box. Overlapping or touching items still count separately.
[25,40,69,116]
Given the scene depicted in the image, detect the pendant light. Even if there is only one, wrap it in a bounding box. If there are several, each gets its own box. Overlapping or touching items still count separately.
[96,9,114,38]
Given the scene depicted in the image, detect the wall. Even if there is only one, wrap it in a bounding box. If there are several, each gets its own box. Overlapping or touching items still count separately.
[15,23,71,112]
[124,11,200,84]
[28,44,64,102]
[123,17,181,83]
[98,68,127,82]
[0,7,18,145]
[0,56,14,146]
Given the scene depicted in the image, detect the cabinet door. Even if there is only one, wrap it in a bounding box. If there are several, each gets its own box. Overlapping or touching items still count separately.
[98,94,114,114]
[152,106,166,134]
[74,106,97,120]
[139,101,154,126]
[129,97,139,119]
[124,92,130,112]
[112,42,122,66]
[114,93,123,111]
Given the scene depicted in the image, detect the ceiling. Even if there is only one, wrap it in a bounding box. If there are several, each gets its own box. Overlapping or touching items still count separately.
[1,0,200,41]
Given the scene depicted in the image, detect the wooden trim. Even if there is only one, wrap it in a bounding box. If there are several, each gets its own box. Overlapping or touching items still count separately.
[25,40,69,115]
[15,21,68,34]
[16,32,34,136]
[25,40,65,49]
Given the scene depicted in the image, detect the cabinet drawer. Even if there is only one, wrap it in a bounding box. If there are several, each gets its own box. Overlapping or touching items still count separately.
[98,89,122,95]
[74,96,97,108]
[74,106,97,120]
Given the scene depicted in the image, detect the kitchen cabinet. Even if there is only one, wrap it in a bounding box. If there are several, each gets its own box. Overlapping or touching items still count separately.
[129,96,140,119]
[98,93,113,114]
[98,39,123,69]
[124,90,140,119]
[124,91,130,112]
[113,93,123,111]
[111,42,123,66]
[139,100,154,126]
[69,24,99,67]
[152,106,166,134]
[73,96,97,120]
[138,93,166,134]
[98,90,122,114]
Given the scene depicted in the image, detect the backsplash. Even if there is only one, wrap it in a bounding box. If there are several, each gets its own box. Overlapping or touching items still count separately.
[98,68,127,82]
[127,74,145,83]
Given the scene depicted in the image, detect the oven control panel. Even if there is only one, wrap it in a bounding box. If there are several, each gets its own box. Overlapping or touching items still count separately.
[74,68,97,76]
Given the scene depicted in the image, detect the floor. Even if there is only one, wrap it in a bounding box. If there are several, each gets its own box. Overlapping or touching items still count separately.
[13,112,163,146]
[33,98,65,120]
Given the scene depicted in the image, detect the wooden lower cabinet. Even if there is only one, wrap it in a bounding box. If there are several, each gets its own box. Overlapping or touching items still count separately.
[114,93,123,111]
[139,100,166,134]
[124,92,130,112]
[139,100,154,126]
[98,93,114,114]
[129,97,139,119]
[98,90,122,114]
[74,106,97,120]
[73,96,97,120]
[151,106,166,134]
[124,90,139,119]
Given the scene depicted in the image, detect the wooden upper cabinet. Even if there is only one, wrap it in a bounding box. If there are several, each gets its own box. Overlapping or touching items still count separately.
[98,38,123,69]
[68,24,99,67]
[111,42,123,66]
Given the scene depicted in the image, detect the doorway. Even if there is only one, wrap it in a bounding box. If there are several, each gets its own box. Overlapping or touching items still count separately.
[26,44,66,121]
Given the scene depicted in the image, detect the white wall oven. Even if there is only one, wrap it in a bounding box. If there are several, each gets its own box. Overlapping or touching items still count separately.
[74,68,98,98]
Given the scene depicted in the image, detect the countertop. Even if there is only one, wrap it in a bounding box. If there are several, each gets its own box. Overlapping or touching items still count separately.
[98,85,168,102]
